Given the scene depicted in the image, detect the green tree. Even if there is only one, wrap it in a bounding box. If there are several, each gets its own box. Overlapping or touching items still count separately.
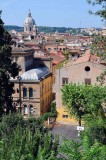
[59,135,106,160]
[62,49,70,60]
[97,69,106,85]
[87,0,106,62]
[42,102,57,122]
[87,0,106,19]
[0,114,59,160]
[61,83,106,126]
[87,0,106,93]
[59,113,106,159]
[0,11,19,116]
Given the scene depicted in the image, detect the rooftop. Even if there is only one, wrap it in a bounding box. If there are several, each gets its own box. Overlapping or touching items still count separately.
[21,67,51,80]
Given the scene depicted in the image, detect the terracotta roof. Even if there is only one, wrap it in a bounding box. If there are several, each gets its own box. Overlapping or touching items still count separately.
[65,50,101,67]
[50,54,66,65]
[73,50,101,65]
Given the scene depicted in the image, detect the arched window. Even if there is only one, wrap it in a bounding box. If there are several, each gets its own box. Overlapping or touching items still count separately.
[24,105,28,114]
[29,88,33,98]
[29,105,33,115]
[23,88,27,98]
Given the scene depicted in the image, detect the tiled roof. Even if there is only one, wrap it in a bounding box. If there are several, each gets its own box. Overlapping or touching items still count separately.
[64,50,101,67]
[50,54,66,65]
[73,50,100,65]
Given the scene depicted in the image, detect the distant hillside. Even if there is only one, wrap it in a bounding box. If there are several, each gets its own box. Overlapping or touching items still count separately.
[5,25,101,35]
[5,25,80,34]
[5,25,24,32]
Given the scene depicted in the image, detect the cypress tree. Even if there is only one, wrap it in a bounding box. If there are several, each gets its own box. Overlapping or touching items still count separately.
[0,11,19,116]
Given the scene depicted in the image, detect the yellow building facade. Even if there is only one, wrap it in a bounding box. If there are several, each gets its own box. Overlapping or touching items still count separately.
[11,46,53,118]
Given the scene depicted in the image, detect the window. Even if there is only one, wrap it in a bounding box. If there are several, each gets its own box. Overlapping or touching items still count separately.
[48,48,51,53]
[24,105,28,114]
[85,78,91,85]
[23,88,27,98]
[29,105,33,115]
[62,78,68,85]
[29,88,33,98]
[85,66,90,72]
[54,48,57,52]
[62,115,68,118]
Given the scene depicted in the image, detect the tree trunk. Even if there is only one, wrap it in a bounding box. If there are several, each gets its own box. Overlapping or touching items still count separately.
[78,117,81,126]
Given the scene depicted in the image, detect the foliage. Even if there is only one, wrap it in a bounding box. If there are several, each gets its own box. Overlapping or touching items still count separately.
[0,113,43,137]
[97,69,106,85]
[61,83,106,126]
[0,12,19,116]
[90,35,106,61]
[59,139,81,160]
[87,0,106,62]
[87,0,106,20]
[0,114,59,160]
[59,138,106,160]
[42,102,57,122]
[59,115,106,160]
[82,114,106,144]
[60,83,106,159]
[62,49,70,60]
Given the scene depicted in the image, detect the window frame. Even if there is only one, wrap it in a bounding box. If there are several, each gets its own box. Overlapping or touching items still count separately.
[62,115,68,118]
[23,88,27,98]
[29,88,33,98]
[23,105,28,115]
[62,77,68,86]
[85,78,91,85]
[29,105,33,115]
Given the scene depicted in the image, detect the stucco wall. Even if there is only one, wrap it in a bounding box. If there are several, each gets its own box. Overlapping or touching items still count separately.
[55,61,106,123]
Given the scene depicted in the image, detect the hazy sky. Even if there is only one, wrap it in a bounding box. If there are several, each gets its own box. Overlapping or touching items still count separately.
[0,0,104,28]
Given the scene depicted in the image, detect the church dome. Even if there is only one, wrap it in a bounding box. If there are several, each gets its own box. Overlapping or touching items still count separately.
[21,67,50,81]
[24,10,36,26]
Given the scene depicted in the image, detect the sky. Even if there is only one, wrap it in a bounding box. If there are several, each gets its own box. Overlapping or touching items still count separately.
[0,0,104,28]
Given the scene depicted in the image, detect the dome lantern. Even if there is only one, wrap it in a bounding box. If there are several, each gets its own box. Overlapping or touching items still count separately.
[24,10,37,34]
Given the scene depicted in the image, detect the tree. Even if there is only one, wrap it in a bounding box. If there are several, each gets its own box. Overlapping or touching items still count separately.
[0,11,19,116]
[87,0,106,19]
[61,83,106,126]
[97,69,106,85]
[87,0,106,62]
[59,134,106,160]
[87,0,106,90]
[62,48,70,60]
[0,114,59,160]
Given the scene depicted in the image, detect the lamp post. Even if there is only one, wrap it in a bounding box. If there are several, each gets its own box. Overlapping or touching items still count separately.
[17,76,21,113]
